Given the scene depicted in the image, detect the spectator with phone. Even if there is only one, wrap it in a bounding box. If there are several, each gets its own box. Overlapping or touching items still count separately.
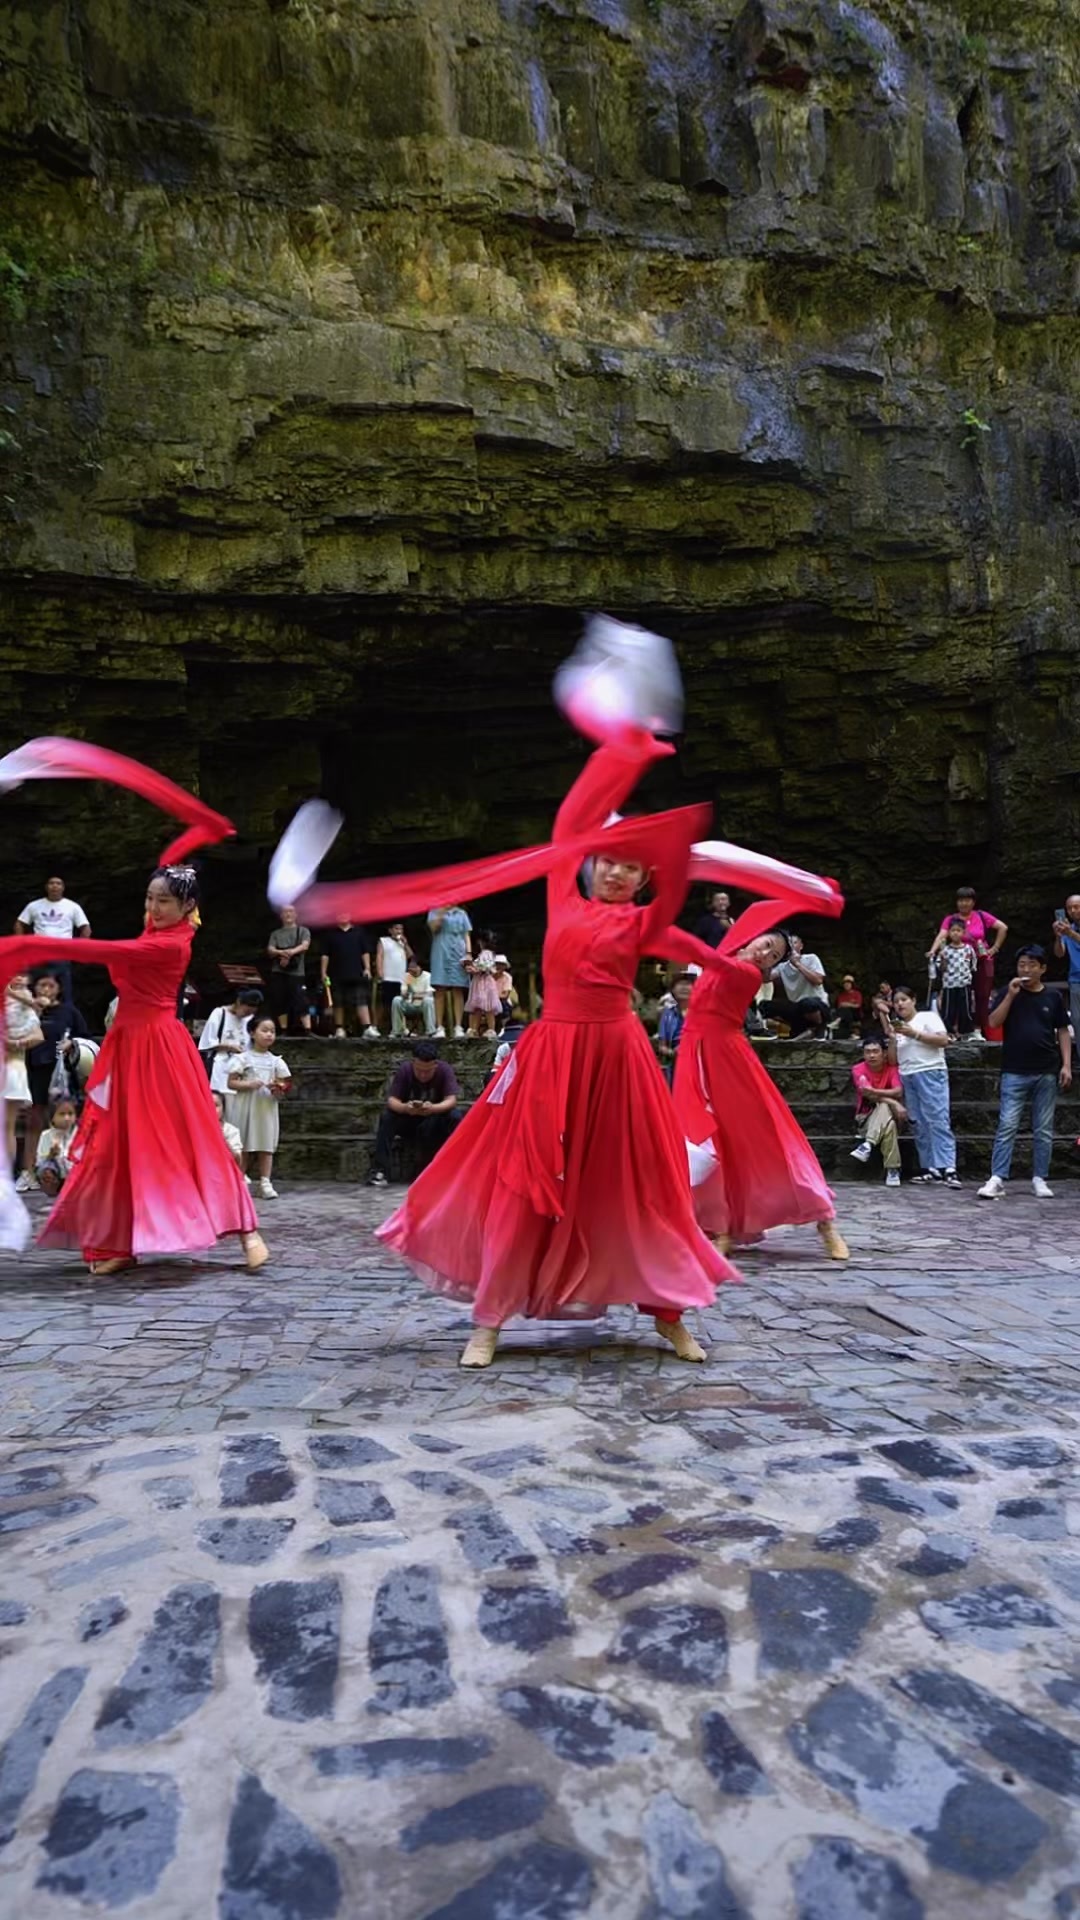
[367,1040,460,1188]
[978,945,1071,1200]
[770,934,829,1038]
[874,986,960,1188]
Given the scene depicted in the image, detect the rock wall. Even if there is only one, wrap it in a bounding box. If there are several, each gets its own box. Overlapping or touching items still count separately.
[2,0,1079,976]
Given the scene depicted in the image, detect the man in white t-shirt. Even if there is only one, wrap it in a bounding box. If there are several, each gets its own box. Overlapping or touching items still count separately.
[16,876,90,942]
[877,984,960,1187]
[771,934,829,1038]
[15,876,90,999]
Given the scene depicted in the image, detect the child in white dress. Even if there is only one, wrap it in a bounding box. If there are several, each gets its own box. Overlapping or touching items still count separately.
[228,1014,291,1199]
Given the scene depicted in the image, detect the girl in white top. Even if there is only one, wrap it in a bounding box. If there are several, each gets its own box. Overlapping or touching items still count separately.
[877,986,959,1187]
[227,1014,291,1199]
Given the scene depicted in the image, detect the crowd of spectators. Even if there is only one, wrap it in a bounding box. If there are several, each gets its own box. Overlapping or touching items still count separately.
[7,868,1080,1204]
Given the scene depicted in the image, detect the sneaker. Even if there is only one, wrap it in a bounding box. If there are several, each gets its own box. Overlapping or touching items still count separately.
[334,1027,346,1040]
[911,1171,942,1185]
[366,1170,388,1188]
[453,1025,466,1039]
[432,1027,446,1039]
[362,1027,380,1042]
[14,1170,37,1193]
[885,1169,901,1187]
[1032,1176,1055,1198]
[256,1177,278,1199]
[943,1171,963,1190]
[978,1174,1006,1199]
[849,1141,873,1164]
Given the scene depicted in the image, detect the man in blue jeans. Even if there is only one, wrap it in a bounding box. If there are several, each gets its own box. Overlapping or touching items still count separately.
[979,945,1071,1199]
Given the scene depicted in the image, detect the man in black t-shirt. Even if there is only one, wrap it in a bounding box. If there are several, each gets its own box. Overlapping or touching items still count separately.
[367,1041,460,1186]
[319,922,375,1040]
[979,945,1071,1199]
[693,890,733,949]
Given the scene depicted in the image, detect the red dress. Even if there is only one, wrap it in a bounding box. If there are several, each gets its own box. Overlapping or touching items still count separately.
[0,924,257,1260]
[377,733,734,1325]
[673,953,834,1241]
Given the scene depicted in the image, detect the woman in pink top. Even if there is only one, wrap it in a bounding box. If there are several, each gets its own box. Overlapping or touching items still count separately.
[927,885,1007,1035]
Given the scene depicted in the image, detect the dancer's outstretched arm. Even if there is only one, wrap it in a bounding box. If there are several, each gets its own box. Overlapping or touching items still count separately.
[553,727,674,845]
[0,933,157,984]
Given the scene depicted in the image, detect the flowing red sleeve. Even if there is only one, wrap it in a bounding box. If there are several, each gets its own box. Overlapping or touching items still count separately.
[0,738,235,865]
[295,807,704,929]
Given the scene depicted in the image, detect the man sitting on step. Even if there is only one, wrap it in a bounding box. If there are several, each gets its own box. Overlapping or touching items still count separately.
[367,1040,460,1188]
[850,1035,906,1187]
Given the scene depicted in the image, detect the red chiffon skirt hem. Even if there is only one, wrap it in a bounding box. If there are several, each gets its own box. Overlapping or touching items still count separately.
[376,1014,734,1323]
[40,1017,257,1259]
[679,1024,834,1243]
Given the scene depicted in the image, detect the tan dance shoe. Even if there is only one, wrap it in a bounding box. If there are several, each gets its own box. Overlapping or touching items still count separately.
[655,1318,707,1362]
[818,1220,850,1261]
[243,1232,270,1272]
[460,1327,499,1368]
[88,1257,137,1277]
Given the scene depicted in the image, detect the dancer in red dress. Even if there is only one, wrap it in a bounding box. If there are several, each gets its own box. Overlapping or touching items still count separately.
[0,869,266,1275]
[673,923,849,1260]
[380,726,735,1365]
[0,736,265,1272]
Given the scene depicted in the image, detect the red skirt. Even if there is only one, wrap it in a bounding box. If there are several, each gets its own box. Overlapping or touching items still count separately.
[40,1015,257,1259]
[377,1014,734,1325]
[675,1021,833,1241]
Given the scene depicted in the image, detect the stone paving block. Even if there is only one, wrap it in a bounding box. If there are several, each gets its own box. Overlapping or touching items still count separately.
[220,1772,341,1920]
[792,1835,925,1919]
[920,1584,1061,1651]
[95,1582,219,1747]
[612,1603,730,1685]
[894,1669,1080,1798]
[790,1682,1048,1883]
[0,1668,85,1848]
[315,1478,395,1526]
[751,1569,875,1674]
[401,1782,548,1852]
[478,1584,573,1651]
[219,1434,296,1506]
[643,1790,747,1918]
[701,1712,770,1797]
[500,1683,655,1767]
[368,1565,454,1713]
[37,1768,181,1907]
[422,1840,594,1920]
[249,1579,341,1721]
[312,1736,492,1780]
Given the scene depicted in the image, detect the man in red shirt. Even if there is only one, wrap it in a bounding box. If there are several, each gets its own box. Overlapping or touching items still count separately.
[850,1035,905,1185]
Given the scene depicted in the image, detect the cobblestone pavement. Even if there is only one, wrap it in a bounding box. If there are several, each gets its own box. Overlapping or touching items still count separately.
[2,1186,1080,1917]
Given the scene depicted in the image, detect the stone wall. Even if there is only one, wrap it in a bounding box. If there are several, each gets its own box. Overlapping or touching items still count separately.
[2,0,1079,978]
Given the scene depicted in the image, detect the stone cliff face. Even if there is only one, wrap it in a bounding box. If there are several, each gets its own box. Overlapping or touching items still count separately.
[2,0,1079,975]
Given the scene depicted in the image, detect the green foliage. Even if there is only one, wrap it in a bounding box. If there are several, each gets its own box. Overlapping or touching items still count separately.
[961,406,991,447]
[0,229,159,323]
[956,235,983,255]
[0,248,31,321]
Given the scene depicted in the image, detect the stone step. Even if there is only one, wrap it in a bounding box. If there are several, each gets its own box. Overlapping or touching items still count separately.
[263,1036,1080,1182]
